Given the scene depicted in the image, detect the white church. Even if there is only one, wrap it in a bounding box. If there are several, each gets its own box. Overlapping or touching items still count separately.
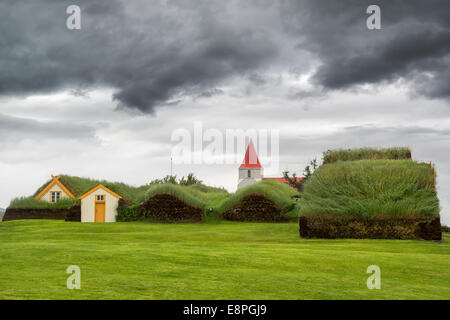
[238,139,300,190]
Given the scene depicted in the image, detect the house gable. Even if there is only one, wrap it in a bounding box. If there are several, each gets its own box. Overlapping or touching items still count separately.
[34,175,76,201]
[79,184,123,223]
[78,184,123,200]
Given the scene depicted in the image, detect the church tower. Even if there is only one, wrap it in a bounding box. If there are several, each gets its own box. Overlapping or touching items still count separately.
[238,139,263,189]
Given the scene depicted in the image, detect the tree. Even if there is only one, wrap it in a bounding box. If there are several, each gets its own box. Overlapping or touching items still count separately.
[179,173,202,186]
[283,170,304,192]
[283,158,318,192]
[148,175,177,185]
[148,173,202,186]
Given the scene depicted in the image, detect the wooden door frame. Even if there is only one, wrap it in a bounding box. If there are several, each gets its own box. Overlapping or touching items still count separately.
[95,194,106,223]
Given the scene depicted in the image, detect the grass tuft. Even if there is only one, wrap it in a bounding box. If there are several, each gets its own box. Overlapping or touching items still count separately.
[323,147,412,164]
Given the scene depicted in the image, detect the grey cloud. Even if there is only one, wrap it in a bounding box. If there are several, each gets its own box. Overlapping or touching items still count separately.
[0,114,96,143]
[0,0,278,113]
[0,0,449,114]
[281,0,450,99]
[196,88,225,99]
[277,124,450,171]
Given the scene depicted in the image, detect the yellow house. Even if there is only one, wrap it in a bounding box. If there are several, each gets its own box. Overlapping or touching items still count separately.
[78,185,123,223]
[34,175,76,203]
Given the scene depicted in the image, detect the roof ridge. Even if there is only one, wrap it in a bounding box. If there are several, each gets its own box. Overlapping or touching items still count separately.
[34,174,76,200]
[239,139,262,169]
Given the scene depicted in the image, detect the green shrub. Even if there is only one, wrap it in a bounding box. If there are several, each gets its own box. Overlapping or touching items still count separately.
[299,160,439,219]
[117,184,228,222]
[117,202,141,222]
[323,147,412,164]
[442,225,450,233]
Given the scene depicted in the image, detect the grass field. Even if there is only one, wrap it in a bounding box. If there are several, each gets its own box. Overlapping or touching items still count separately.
[0,220,449,300]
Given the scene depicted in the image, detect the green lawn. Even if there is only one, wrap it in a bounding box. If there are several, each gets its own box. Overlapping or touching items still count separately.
[0,220,449,300]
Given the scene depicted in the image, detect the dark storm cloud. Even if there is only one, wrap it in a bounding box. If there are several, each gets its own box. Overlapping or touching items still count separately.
[0,0,449,113]
[281,0,450,99]
[0,0,277,113]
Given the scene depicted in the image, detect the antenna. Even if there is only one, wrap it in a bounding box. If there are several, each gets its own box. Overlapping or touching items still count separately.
[170,157,173,176]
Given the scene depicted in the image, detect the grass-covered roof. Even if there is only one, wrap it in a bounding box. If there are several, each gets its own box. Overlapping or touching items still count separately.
[12,174,229,210]
[299,159,439,219]
[218,179,299,216]
[323,147,412,164]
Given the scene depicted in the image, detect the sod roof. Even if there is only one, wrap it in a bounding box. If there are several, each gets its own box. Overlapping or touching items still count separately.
[323,147,412,164]
[218,179,299,215]
[299,159,439,219]
[16,175,229,210]
[32,175,146,203]
[141,184,206,209]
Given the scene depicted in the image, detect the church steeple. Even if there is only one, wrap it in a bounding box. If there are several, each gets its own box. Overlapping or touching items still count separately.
[237,139,263,189]
[239,139,262,169]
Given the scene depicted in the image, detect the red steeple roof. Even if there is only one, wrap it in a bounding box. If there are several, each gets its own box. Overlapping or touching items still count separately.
[240,139,262,169]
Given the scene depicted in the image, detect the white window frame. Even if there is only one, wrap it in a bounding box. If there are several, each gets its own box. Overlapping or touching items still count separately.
[51,191,61,203]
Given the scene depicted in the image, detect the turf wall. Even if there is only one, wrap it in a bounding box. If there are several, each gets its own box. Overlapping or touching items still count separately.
[299,215,441,240]
[3,206,81,222]
[140,194,203,222]
[223,195,295,222]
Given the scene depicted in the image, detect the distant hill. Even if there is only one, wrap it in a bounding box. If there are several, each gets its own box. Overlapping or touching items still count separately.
[0,208,5,213]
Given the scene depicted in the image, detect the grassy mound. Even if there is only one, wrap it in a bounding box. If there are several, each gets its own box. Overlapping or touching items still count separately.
[135,184,207,222]
[219,180,299,221]
[299,160,438,219]
[142,184,206,209]
[323,147,411,164]
[299,158,441,240]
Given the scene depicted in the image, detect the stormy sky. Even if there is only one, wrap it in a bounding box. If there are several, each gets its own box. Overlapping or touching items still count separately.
[0,0,449,224]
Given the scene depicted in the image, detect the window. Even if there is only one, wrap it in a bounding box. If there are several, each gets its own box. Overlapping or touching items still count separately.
[51,192,61,203]
[96,195,105,201]
[248,170,251,178]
